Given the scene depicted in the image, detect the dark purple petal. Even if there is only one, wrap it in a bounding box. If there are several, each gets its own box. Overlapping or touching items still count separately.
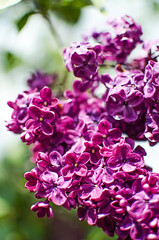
[124,105,138,122]
[31,202,54,218]
[40,87,52,101]
[92,132,103,144]
[98,120,110,134]
[127,91,143,107]
[42,111,55,123]
[28,106,42,119]
[77,207,87,221]
[41,122,53,135]
[107,156,122,170]
[108,128,122,140]
[77,152,90,164]
[78,184,93,199]
[26,119,40,129]
[130,223,147,240]
[65,153,77,164]
[72,52,84,66]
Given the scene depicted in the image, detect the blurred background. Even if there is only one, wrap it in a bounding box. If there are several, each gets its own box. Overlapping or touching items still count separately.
[1,0,159,239]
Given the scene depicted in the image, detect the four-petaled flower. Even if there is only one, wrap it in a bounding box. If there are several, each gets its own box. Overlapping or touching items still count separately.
[107,143,145,172]
[62,152,90,178]
[27,105,55,135]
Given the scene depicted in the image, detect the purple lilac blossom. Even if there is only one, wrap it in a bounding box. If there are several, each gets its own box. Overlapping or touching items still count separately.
[6,15,159,240]
[27,70,57,90]
[85,15,143,64]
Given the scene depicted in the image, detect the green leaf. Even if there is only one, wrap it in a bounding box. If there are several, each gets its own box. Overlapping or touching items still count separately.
[153,2,159,12]
[59,0,92,8]
[0,197,12,218]
[15,11,37,31]
[31,0,93,23]
[53,6,81,24]
[0,0,21,9]
[2,51,22,71]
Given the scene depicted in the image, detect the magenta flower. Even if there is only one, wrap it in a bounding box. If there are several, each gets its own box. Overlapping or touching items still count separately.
[72,50,98,78]
[6,89,38,133]
[31,201,54,218]
[32,86,58,109]
[27,70,56,90]
[86,15,142,64]
[24,168,39,192]
[26,105,55,135]
[62,152,90,178]
[38,171,67,206]
[107,143,145,172]
[63,41,93,72]
[106,88,143,122]
[92,119,122,146]
[84,142,101,165]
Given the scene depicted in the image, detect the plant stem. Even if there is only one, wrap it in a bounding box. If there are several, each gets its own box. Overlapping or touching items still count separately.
[44,13,64,48]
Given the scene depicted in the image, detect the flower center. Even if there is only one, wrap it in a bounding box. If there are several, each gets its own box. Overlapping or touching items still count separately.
[44,101,47,106]
[74,163,78,167]
[103,134,107,138]
[39,117,43,122]
[123,159,126,163]
[92,149,95,154]
[124,101,128,106]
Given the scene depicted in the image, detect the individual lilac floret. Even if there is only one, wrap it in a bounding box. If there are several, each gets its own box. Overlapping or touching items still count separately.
[24,168,39,192]
[6,89,39,134]
[32,86,59,109]
[92,119,122,146]
[27,70,57,90]
[37,171,67,205]
[107,143,145,172]
[106,88,143,122]
[26,105,55,136]
[62,152,90,178]
[63,41,99,79]
[31,201,54,218]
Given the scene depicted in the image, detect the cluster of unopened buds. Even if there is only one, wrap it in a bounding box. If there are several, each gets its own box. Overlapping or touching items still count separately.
[6,15,159,240]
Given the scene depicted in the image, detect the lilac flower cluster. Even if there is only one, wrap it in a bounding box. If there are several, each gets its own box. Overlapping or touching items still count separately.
[102,60,159,144]
[84,15,143,64]
[6,15,159,240]
[63,15,159,145]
